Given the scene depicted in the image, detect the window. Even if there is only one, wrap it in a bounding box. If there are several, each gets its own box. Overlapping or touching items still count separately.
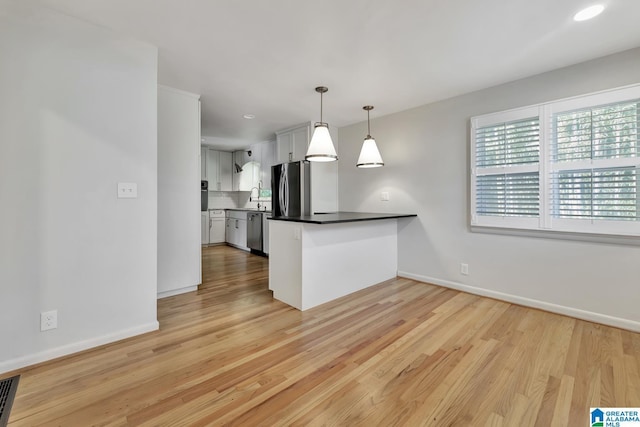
[471,85,640,237]
[474,115,540,221]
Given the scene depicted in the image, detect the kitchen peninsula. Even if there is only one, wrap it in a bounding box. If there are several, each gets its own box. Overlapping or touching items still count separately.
[268,212,417,310]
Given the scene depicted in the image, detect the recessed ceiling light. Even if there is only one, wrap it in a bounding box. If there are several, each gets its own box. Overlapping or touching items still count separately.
[243,114,255,119]
[573,4,605,21]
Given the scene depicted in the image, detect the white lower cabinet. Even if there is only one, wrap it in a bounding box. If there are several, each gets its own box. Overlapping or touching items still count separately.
[201,212,209,245]
[225,218,233,244]
[225,210,248,250]
[262,214,269,255]
[235,219,247,249]
[209,210,225,244]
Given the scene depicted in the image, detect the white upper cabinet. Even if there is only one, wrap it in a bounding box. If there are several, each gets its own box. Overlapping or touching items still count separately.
[206,149,219,189]
[219,151,232,191]
[202,147,232,191]
[275,131,292,164]
[291,125,310,161]
[200,147,207,181]
[276,123,310,164]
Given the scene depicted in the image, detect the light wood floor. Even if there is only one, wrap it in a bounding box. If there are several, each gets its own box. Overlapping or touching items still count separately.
[5,245,640,426]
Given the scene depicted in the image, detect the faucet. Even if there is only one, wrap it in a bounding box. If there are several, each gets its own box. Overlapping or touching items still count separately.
[249,185,261,202]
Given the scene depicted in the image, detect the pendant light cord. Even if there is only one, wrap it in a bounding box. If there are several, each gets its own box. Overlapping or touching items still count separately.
[367,109,371,136]
[320,91,323,124]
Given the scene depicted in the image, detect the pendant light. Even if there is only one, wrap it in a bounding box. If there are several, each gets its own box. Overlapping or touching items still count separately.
[305,86,338,162]
[356,105,384,168]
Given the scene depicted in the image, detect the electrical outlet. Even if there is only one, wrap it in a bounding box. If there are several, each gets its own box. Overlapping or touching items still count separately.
[117,182,138,199]
[460,263,469,275]
[41,310,58,331]
[381,191,390,201]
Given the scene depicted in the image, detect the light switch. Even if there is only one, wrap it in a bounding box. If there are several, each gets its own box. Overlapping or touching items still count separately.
[117,182,138,199]
[381,192,390,201]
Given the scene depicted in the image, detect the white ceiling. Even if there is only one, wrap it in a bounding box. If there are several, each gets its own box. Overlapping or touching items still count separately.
[35,0,640,147]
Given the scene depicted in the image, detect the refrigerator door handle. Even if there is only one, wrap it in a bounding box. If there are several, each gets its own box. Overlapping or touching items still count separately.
[279,166,288,216]
[283,172,289,216]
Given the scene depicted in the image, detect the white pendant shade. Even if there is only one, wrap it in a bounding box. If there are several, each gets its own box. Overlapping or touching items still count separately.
[357,105,384,168]
[357,136,384,168]
[306,123,337,162]
[306,86,338,162]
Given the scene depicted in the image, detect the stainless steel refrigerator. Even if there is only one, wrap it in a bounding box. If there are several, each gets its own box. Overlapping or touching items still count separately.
[272,161,310,217]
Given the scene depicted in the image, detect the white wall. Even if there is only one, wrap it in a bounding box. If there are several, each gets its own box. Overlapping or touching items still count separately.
[311,126,339,213]
[0,3,159,372]
[157,86,201,298]
[338,48,640,331]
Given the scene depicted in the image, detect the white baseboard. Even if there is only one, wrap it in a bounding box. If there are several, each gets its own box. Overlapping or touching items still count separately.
[397,271,640,333]
[0,321,159,375]
[157,285,198,299]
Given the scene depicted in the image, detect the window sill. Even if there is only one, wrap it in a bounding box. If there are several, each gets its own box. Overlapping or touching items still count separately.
[470,224,640,247]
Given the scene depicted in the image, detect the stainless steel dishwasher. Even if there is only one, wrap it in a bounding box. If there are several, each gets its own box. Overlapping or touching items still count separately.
[247,212,263,253]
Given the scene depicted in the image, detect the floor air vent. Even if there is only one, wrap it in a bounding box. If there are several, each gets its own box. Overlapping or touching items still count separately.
[0,375,20,427]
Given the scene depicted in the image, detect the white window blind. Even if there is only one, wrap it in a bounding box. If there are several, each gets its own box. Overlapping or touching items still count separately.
[475,118,540,167]
[551,99,639,225]
[471,85,640,237]
[553,100,639,162]
[476,173,539,217]
[551,167,638,220]
[474,117,540,219]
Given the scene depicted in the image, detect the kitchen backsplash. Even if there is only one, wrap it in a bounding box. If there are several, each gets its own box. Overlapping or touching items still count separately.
[209,191,272,211]
[208,192,239,209]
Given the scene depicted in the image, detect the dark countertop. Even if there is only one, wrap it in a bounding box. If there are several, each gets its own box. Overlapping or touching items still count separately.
[224,208,270,212]
[268,211,417,224]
